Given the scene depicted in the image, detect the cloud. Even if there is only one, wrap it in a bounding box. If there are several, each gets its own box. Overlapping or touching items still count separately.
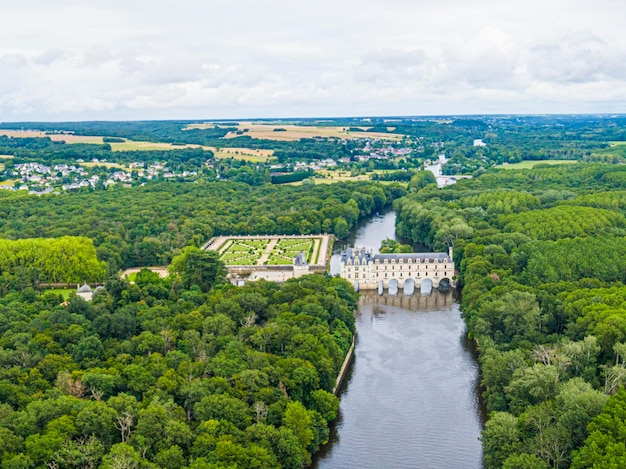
[0,0,626,120]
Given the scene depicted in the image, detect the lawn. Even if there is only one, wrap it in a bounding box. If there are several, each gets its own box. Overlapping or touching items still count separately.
[217,236,321,266]
[42,288,74,300]
[495,160,579,169]
[219,239,271,266]
[270,238,315,264]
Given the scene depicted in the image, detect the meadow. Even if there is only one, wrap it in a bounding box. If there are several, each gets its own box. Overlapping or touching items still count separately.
[495,159,578,169]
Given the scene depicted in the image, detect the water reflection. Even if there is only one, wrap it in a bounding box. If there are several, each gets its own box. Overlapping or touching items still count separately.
[318,208,484,468]
[313,290,484,469]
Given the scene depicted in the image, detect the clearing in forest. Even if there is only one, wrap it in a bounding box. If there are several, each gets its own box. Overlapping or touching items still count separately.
[495,160,579,169]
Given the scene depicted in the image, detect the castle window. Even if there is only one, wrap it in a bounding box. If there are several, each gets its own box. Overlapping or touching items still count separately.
[444,272,447,276]
[385,273,388,278]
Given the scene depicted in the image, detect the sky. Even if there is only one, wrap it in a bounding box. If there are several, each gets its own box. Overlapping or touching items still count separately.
[1,0,625,121]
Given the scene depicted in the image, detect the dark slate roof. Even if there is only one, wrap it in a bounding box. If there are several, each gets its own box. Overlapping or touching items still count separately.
[373,252,451,262]
[340,247,373,264]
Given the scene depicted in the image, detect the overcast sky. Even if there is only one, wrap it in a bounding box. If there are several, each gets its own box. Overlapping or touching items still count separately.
[1,0,625,121]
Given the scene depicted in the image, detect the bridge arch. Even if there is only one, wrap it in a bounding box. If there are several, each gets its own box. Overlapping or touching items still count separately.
[420,278,433,295]
[388,278,399,296]
[404,278,415,296]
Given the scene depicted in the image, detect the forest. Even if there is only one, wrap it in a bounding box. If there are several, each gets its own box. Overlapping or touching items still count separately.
[394,162,626,468]
[2,117,626,467]
[0,244,358,467]
[0,181,404,279]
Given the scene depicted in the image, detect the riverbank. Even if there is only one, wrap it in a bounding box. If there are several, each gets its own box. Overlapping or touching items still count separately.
[333,335,355,395]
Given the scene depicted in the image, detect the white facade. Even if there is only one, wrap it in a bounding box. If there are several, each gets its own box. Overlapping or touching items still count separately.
[339,247,454,290]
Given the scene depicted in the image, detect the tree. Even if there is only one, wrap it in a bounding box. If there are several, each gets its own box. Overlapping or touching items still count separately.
[169,247,224,292]
[408,170,436,192]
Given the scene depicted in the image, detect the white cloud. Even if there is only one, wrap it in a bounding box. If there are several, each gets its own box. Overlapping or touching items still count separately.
[0,0,625,120]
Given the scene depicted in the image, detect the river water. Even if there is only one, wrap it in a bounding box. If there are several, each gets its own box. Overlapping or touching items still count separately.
[316,211,485,468]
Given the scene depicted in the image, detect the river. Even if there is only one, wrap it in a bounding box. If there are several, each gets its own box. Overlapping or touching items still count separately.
[315,211,485,468]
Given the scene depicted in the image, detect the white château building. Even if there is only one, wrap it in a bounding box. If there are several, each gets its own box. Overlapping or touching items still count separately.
[339,247,454,291]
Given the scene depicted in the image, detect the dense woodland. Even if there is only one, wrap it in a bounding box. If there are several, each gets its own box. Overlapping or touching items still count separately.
[0,181,404,280]
[0,250,358,467]
[2,118,626,467]
[395,162,626,468]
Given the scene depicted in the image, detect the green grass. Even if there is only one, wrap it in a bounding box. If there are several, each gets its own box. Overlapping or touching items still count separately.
[43,288,74,300]
[266,255,294,265]
[126,272,137,282]
[495,160,579,169]
[610,141,626,146]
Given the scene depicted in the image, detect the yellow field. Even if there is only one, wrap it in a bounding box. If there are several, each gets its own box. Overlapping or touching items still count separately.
[0,179,17,186]
[0,130,211,152]
[0,154,14,159]
[208,147,275,162]
[188,122,404,141]
[609,141,626,146]
[496,160,578,169]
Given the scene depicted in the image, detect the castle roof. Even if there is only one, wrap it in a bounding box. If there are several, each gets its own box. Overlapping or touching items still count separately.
[77,283,92,293]
[373,252,452,262]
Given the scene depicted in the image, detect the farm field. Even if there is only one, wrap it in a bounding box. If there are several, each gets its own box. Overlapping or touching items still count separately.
[187,122,404,141]
[0,130,211,152]
[208,147,275,162]
[495,159,579,169]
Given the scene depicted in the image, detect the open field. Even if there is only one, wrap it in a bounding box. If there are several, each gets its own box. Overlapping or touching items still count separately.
[43,288,74,300]
[610,141,626,146]
[0,130,211,152]
[0,155,14,159]
[188,122,404,141]
[495,160,579,169]
[208,147,275,162]
[0,179,18,186]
